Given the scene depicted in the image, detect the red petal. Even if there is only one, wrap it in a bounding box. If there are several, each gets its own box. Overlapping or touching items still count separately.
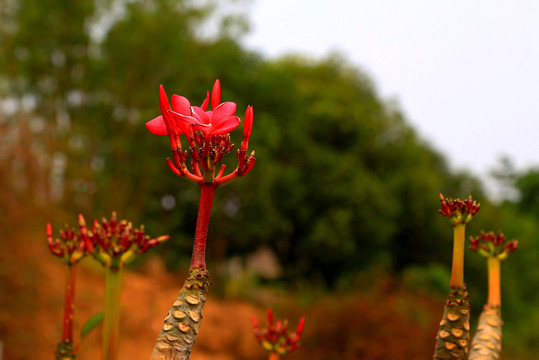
[171,95,191,115]
[210,116,240,136]
[211,101,237,127]
[211,79,221,110]
[296,317,305,336]
[146,115,168,135]
[171,96,192,135]
[159,85,171,112]
[200,91,210,111]
[243,105,253,137]
[192,106,211,125]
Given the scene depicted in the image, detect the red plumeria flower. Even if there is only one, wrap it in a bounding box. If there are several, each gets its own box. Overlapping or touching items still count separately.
[168,80,240,137]
[145,80,255,186]
[469,230,518,260]
[252,308,305,356]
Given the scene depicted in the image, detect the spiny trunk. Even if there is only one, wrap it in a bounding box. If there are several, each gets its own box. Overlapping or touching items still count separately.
[468,305,502,360]
[433,286,471,360]
[151,266,210,360]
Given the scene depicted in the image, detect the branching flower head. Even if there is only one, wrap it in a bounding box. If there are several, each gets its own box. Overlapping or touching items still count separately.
[80,212,169,270]
[146,80,255,186]
[252,308,305,357]
[470,231,518,261]
[47,220,88,265]
[439,193,480,226]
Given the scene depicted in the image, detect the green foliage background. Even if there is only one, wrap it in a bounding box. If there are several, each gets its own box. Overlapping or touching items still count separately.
[1,0,539,358]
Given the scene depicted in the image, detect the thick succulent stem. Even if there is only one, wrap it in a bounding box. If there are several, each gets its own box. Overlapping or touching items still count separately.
[103,268,123,360]
[55,264,77,360]
[433,286,471,360]
[450,224,466,288]
[151,266,211,360]
[190,183,217,269]
[468,305,502,360]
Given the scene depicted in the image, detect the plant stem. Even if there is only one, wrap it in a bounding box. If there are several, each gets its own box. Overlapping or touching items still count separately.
[55,264,77,360]
[487,257,501,307]
[450,224,466,288]
[190,183,217,268]
[103,267,123,360]
[62,264,77,343]
[269,353,280,360]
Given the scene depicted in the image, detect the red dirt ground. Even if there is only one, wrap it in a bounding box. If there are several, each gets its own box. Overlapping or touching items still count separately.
[0,224,443,360]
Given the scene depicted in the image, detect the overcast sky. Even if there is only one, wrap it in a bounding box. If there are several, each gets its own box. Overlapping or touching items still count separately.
[242,0,539,188]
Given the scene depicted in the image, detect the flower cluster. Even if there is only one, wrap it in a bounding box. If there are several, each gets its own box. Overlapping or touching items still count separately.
[438,193,480,226]
[47,222,87,265]
[252,308,305,357]
[146,80,255,185]
[80,212,169,270]
[470,231,518,260]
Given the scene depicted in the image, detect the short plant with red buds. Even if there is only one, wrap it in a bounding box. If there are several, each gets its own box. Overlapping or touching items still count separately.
[468,230,517,360]
[47,218,89,359]
[252,309,305,359]
[433,194,479,360]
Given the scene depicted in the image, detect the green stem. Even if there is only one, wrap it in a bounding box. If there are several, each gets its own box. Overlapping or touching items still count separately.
[103,268,123,360]
[450,224,466,288]
[487,257,501,307]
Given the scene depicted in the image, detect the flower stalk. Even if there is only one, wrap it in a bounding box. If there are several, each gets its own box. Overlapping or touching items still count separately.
[487,256,501,307]
[61,264,77,345]
[450,224,466,289]
[190,183,217,269]
[103,267,123,360]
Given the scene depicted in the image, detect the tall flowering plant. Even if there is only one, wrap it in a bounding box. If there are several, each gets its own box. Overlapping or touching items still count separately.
[433,194,480,360]
[468,231,518,360]
[146,80,255,360]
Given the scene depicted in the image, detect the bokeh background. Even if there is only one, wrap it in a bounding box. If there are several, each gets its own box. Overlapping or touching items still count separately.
[1,0,538,359]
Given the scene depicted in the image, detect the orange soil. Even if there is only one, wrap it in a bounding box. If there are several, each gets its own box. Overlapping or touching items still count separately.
[0,225,443,360]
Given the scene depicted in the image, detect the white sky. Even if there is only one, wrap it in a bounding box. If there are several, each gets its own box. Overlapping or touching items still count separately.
[242,0,539,188]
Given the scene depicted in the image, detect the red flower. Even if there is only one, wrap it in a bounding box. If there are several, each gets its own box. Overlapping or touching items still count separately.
[146,79,255,186]
[146,80,240,138]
